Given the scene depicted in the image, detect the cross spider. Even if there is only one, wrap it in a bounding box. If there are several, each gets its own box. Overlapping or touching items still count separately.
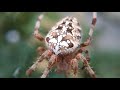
[26,12,97,78]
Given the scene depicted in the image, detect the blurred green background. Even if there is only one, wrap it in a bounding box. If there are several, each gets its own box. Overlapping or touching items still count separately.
[0,12,120,78]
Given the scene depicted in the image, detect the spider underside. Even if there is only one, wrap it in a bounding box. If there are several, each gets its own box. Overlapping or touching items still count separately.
[26,13,97,78]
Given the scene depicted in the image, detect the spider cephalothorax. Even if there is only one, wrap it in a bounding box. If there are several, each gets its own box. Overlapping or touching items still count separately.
[26,12,97,78]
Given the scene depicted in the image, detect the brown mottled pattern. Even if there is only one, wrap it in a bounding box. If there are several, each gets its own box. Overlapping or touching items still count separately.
[45,16,82,55]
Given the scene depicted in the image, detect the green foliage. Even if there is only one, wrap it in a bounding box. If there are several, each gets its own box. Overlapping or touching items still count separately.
[0,12,61,78]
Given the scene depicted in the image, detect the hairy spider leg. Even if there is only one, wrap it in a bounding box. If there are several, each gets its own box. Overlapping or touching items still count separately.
[75,53,96,78]
[34,14,44,41]
[70,58,79,78]
[80,54,96,78]
[81,12,97,47]
[81,50,91,70]
[76,12,97,74]
[26,50,53,76]
[41,54,58,78]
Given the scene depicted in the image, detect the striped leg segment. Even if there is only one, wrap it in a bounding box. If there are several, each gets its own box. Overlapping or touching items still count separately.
[34,14,44,41]
[26,50,53,76]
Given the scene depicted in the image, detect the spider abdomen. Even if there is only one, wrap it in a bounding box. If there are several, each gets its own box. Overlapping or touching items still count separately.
[45,16,82,55]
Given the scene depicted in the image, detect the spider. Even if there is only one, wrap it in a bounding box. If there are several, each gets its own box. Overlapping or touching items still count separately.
[26,12,97,78]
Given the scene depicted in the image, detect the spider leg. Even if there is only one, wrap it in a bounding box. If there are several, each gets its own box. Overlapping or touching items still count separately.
[37,47,46,56]
[75,12,97,77]
[26,50,53,76]
[85,50,90,62]
[81,50,90,70]
[80,54,96,78]
[89,12,97,38]
[70,59,79,78]
[75,53,96,78]
[41,54,58,78]
[81,12,97,48]
[79,12,97,77]
[34,14,44,41]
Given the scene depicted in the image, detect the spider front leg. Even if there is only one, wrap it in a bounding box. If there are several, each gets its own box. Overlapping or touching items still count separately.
[75,12,97,77]
[41,54,58,78]
[34,14,44,41]
[26,50,53,76]
[81,12,97,48]
[81,50,90,70]
[75,53,96,78]
[80,54,96,78]
[85,50,90,62]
